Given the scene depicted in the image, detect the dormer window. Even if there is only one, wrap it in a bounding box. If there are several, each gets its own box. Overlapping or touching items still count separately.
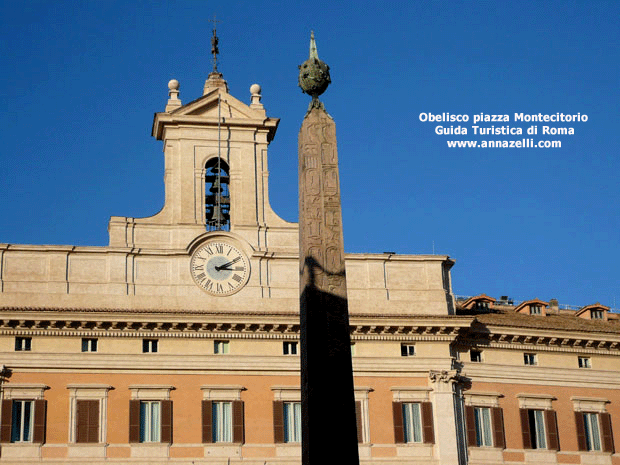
[514,299,548,316]
[475,301,490,311]
[205,158,230,231]
[576,304,609,321]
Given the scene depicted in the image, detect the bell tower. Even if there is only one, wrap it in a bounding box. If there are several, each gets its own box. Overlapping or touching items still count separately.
[108,29,297,252]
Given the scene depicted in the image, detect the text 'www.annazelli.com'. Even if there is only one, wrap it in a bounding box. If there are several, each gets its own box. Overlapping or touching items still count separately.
[446,139,561,148]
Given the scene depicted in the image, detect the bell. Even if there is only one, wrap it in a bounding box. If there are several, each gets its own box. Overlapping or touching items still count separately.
[210,178,222,193]
[210,204,226,225]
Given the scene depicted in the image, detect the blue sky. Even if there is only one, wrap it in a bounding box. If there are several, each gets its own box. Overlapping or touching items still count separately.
[1,1,618,308]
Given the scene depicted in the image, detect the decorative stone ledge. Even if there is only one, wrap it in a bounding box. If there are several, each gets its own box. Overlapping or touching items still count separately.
[129,385,175,400]
[570,396,610,413]
[2,383,48,399]
[516,393,556,410]
[200,385,245,400]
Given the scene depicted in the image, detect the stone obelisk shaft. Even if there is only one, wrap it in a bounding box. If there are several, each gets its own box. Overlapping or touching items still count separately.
[299,106,359,465]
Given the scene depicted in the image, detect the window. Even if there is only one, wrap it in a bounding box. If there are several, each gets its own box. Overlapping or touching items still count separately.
[524,353,537,366]
[475,301,490,311]
[465,404,505,449]
[15,337,31,351]
[67,384,111,445]
[519,408,559,450]
[75,400,99,443]
[139,401,161,443]
[0,386,47,444]
[202,398,244,444]
[528,410,546,448]
[530,305,542,315]
[401,344,415,357]
[10,400,34,442]
[402,403,423,443]
[470,350,482,362]
[142,339,158,353]
[81,338,98,352]
[575,411,615,453]
[473,407,493,447]
[578,356,591,368]
[283,341,298,355]
[214,340,229,354]
[283,402,301,443]
[205,158,230,231]
[591,310,604,320]
[393,401,435,445]
[128,387,173,444]
[212,402,232,442]
[583,413,601,451]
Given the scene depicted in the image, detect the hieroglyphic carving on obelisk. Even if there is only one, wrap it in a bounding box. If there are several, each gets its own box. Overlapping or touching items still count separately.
[298,32,360,465]
[299,108,347,299]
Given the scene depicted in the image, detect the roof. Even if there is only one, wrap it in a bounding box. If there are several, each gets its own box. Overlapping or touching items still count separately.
[473,310,620,335]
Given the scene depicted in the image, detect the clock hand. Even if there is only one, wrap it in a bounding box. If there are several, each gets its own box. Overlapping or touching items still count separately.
[217,265,244,271]
[215,256,241,271]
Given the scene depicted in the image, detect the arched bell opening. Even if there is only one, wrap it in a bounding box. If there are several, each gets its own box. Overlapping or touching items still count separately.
[205,158,230,231]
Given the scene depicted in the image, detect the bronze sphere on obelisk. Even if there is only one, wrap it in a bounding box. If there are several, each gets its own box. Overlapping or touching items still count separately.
[298,31,332,111]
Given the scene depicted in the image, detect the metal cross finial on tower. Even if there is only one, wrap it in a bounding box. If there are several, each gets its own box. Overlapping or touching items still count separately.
[209,15,221,73]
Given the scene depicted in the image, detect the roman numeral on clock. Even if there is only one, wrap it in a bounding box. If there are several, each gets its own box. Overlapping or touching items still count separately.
[232,274,243,283]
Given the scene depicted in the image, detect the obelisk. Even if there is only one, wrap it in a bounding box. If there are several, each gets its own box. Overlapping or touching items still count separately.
[298,32,360,465]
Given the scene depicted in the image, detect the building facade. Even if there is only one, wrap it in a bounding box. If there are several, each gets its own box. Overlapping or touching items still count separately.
[0,68,618,465]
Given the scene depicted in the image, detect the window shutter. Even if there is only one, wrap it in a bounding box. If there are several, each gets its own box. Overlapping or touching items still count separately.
[76,399,99,443]
[88,400,99,443]
[545,410,559,451]
[574,412,587,451]
[76,400,89,443]
[520,409,532,449]
[492,407,505,449]
[0,400,12,443]
[232,400,244,444]
[160,400,172,444]
[128,400,140,443]
[32,399,47,444]
[355,401,363,444]
[421,402,435,444]
[202,400,213,443]
[465,406,477,447]
[600,412,615,453]
[273,401,284,444]
[392,402,404,444]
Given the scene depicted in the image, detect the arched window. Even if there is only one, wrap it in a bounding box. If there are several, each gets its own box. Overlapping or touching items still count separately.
[205,158,230,231]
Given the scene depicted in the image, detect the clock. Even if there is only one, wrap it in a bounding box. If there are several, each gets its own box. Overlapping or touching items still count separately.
[190,241,250,296]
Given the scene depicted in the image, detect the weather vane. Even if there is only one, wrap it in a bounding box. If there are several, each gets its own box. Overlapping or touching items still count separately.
[209,15,221,73]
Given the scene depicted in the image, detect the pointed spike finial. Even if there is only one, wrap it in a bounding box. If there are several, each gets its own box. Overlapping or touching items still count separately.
[309,30,319,60]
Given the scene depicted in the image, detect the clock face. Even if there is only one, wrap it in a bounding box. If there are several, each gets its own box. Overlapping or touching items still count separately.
[190,241,250,296]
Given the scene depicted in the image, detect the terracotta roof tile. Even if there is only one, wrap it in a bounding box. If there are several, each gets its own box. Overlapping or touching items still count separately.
[472,310,620,334]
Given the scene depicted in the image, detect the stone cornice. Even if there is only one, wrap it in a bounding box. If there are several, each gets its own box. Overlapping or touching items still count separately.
[463,362,620,387]
[457,322,620,353]
[0,308,472,341]
[456,332,620,354]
